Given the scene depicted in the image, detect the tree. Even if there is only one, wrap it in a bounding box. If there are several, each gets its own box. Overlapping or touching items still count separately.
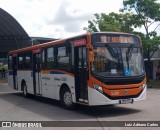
[122,0,160,79]
[84,12,134,33]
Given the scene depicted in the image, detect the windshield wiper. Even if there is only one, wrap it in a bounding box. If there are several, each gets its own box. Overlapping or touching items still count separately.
[105,44,118,60]
[105,44,122,68]
[126,44,134,68]
[126,44,134,60]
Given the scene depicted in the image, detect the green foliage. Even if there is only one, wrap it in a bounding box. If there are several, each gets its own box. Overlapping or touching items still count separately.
[122,0,160,55]
[84,12,134,33]
[0,66,7,70]
[123,0,160,21]
[85,0,160,58]
[85,0,160,53]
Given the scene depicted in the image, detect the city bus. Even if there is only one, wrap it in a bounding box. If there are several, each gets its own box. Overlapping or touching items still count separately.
[8,32,147,109]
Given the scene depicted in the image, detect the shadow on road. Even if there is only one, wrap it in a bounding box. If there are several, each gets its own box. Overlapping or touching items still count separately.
[78,105,141,118]
[0,91,142,120]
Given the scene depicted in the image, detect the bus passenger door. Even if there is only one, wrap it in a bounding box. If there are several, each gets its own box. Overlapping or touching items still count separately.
[74,46,88,103]
[13,56,17,90]
[33,53,42,95]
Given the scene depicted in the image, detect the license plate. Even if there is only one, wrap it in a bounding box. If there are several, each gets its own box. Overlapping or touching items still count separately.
[120,99,133,104]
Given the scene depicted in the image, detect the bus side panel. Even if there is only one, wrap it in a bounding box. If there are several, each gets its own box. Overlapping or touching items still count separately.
[52,74,61,100]
[24,71,34,94]
[54,74,76,103]
[41,72,76,102]
[41,73,55,99]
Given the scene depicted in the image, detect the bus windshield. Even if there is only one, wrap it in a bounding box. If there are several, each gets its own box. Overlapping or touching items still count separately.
[92,43,145,77]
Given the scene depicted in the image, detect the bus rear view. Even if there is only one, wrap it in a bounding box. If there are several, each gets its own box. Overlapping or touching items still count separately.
[88,33,146,105]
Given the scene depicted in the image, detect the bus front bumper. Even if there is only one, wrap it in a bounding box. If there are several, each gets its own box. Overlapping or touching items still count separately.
[88,84,147,106]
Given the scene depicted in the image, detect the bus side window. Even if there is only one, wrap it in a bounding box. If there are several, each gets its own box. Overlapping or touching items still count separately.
[18,55,24,69]
[46,47,54,69]
[57,45,72,72]
[24,52,32,69]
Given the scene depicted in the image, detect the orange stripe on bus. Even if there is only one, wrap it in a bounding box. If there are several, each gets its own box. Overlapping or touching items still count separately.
[41,70,74,77]
[41,70,50,74]
[103,87,142,97]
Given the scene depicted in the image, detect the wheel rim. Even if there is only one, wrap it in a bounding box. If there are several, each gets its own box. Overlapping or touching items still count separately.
[63,91,72,106]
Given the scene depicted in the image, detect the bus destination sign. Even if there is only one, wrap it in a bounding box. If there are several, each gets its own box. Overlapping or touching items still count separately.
[74,39,86,47]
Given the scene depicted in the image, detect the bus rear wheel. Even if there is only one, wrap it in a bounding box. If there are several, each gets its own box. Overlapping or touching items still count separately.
[60,87,76,110]
[22,83,29,98]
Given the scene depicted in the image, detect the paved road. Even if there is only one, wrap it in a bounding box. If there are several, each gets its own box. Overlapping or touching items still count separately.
[0,83,160,130]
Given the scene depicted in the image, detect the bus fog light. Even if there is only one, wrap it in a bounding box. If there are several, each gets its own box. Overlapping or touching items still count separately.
[94,84,103,93]
[143,84,146,89]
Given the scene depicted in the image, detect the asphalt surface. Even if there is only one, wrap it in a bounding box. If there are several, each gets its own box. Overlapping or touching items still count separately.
[0,83,160,130]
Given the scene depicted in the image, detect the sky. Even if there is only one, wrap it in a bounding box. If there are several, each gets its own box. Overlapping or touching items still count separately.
[0,0,128,39]
[0,0,124,38]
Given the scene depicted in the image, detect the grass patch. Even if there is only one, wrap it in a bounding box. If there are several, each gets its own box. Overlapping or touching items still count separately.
[147,80,160,87]
[0,66,8,70]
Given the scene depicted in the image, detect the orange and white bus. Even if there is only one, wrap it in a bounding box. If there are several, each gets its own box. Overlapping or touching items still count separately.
[8,32,147,109]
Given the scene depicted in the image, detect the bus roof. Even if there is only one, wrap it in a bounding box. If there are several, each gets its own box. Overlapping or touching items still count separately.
[8,33,91,55]
[90,32,137,36]
[8,32,138,55]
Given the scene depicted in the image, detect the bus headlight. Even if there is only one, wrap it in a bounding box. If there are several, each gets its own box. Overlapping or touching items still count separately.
[94,84,103,93]
[143,84,146,89]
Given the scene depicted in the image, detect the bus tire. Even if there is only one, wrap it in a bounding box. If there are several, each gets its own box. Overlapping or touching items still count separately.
[22,83,29,98]
[60,87,76,110]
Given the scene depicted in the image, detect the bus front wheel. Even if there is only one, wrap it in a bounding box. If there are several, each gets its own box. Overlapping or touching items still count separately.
[60,87,76,110]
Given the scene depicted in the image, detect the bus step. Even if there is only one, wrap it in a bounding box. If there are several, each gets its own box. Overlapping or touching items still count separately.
[79,98,88,103]
[76,102,89,106]
[36,94,42,96]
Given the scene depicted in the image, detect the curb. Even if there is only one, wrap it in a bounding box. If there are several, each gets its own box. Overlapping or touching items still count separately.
[147,85,160,89]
